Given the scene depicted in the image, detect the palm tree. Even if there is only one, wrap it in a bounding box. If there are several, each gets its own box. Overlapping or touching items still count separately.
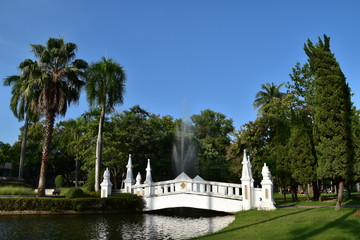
[3,60,41,179]
[85,57,126,191]
[253,82,286,113]
[27,38,87,196]
[60,117,86,187]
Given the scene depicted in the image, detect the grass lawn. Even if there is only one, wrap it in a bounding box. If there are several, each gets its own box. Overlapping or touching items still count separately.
[0,186,34,195]
[274,192,360,207]
[196,207,360,240]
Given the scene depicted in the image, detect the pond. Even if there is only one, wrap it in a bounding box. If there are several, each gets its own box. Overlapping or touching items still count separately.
[0,209,235,240]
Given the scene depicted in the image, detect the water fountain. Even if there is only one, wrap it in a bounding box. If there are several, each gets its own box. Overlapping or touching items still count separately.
[172,118,197,178]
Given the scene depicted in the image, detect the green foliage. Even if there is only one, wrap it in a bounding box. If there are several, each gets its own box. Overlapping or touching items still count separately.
[288,125,316,185]
[85,169,95,192]
[0,193,144,212]
[253,82,286,114]
[63,187,84,199]
[102,105,175,182]
[0,186,34,195]
[192,109,234,181]
[305,35,354,182]
[0,142,12,167]
[55,175,64,188]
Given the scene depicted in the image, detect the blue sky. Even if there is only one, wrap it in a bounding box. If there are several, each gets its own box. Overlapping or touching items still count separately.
[1,0,360,144]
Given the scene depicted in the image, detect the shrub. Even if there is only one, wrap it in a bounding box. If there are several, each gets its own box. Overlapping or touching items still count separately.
[85,169,95,192]
[0,194,144,212]
[55,175,64,189]
[64,187,84,199]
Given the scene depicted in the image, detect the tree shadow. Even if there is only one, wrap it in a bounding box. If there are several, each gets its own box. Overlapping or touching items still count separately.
[201,208,313,238]
[289,209,358,240]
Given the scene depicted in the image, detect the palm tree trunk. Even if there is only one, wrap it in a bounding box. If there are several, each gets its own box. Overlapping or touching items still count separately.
[75,158,79,187]
[37,111,55,197]
[18,115,29,179]
[335,180,344,211]
[95,107,105,191]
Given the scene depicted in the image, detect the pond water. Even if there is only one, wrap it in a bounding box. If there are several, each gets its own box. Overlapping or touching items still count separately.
[0,209,235,240]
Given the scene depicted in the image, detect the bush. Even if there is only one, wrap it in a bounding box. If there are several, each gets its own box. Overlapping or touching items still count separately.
[64,187,84,199]
[85,169,95,192]
[55,175,64,189]
[0,194,144,212]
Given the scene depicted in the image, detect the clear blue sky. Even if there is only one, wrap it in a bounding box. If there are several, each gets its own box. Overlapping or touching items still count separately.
[1,0,360,144]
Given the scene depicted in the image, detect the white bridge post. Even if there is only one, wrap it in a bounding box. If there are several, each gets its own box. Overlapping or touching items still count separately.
[100,168,113,198]
[144,159,154,196]
[124,154,135,193]
[240,150,254,210]
[259,163,276,210]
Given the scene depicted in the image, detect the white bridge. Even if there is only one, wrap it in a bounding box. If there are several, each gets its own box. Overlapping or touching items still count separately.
[101,150,276,213]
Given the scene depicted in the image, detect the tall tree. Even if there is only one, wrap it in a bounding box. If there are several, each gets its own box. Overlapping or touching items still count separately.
[85,57,126,191]
[288,124,316,200]
[287,62,320,200]
[304,35,354,210]
[22,38,88,196]
[3,60,40,179]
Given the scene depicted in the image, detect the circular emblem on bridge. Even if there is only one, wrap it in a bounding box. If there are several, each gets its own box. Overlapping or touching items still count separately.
[180,183,186,189]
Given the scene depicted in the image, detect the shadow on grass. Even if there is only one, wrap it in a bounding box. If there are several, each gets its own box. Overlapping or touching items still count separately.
[198,208,314,239]
[289,209,358,240]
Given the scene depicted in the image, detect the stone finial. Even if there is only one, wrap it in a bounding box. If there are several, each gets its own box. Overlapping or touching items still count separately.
[136,172,142,185]
[103,167,111,180]
[144,159,153,184]
[241,149,253,181]
[262,163,271,180]
[124,154,135,184]
[242,149,248,164]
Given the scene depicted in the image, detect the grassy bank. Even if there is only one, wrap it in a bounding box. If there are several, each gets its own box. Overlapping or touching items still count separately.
[196,207,360,240]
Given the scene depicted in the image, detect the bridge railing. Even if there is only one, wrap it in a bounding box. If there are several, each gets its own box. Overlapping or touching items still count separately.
[131,179,242,199]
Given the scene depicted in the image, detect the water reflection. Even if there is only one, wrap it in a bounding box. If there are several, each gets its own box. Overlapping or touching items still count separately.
[0,211,234,240]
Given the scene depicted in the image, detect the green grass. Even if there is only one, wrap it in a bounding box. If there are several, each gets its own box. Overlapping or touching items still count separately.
[274,192,360,207]
[0,186,35,195]
[196,207,360,240]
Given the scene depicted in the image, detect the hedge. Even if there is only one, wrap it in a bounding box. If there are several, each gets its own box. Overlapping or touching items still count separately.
[64,188,84,199]
[0,193,144,212]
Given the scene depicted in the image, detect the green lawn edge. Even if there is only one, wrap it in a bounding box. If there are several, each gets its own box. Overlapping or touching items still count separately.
[195,207,360,240]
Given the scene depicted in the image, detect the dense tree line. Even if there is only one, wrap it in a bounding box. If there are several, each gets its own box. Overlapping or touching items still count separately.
[229,35,360,210]
[2,36,360,210]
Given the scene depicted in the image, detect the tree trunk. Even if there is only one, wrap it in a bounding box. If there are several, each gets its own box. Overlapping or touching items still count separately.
[335,180,344,211]
[306,184,311,201]
[312,180,321,201]
[75,159,79,187]
[283,188,287,202]
[37,111,55,197]
[346,183,351,199]
[95,107,105,192]
[18,116,29,179]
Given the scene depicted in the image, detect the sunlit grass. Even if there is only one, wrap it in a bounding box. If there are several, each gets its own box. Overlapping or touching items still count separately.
[0,186,35,195]
[196,207,360,240]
